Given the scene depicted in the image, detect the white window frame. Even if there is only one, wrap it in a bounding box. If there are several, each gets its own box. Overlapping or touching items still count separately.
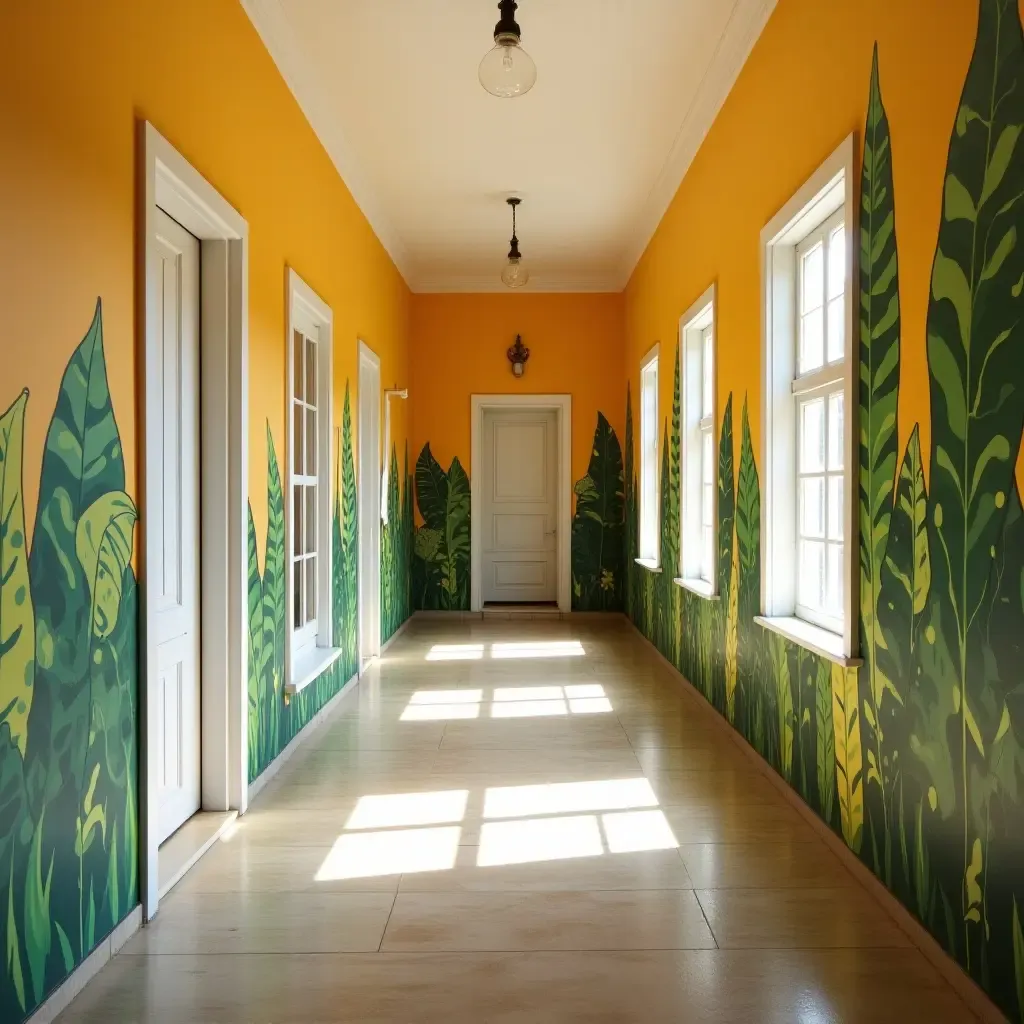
[676,284,718,599]
[286,268,340,692]
[757,135,859,665]
[636,344,661,570]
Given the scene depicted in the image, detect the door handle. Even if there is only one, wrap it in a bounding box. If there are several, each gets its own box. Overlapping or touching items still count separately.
[545,527,557,536]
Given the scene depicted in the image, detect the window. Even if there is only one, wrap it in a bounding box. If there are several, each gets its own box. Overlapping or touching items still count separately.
[287,269,339,692]
[760,136,857,663]
[637,345,660,566]
[677,285,717,597]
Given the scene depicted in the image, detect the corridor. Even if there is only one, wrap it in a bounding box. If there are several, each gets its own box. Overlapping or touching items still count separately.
[58,619,974,1023]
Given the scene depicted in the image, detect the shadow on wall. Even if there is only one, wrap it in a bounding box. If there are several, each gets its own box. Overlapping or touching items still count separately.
[626,5,1024,1017]
[0,302,139,1023]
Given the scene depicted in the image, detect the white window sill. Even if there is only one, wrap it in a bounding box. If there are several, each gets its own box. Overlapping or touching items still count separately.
[634,558,662,573]
[753,616,862,668]
[673,577,720,601]
[287,645,343,695]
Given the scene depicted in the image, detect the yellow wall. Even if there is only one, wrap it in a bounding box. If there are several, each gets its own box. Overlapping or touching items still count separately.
[410,293,625,496]
[625,0,983,481]
[0,0,410,552]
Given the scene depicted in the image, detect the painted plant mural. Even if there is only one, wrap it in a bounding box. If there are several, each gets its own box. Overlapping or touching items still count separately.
[626,8,1024,1016]
[571,412,625,611]
[381,442,414,644]
[412,444,471,611]
[0,303,139,1022]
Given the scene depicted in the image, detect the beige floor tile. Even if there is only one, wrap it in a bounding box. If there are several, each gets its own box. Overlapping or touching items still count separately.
[696,887,911,948]
[314,719,446,750]
[431,745,641,774]
[381,889,716,951]
[123,891,396,954]
[633,743,752,773]
[643,768,776,805]
[678,841,855,889]
[660,801,819,844]
[438,716,630,750]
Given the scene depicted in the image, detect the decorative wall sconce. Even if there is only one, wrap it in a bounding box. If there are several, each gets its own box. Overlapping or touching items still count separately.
[507,334,530,378]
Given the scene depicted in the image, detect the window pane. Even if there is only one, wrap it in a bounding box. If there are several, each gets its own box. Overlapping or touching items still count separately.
[799,397,825,472]
[702,525,713,582]
[702,328,713,418]
[306,484,317,555]
[293,330,304,402]
[305,335,317,408]
[306,555,317,626]
[293,401,304,475]
[800,476,825,539]
[799,539,825,611]
[293,485,303,557]
[306,408,317,475]
[828,391,844,470]
[702,431,713,484]
[801,243,823,313]
[800,308,824,373]
[828,226,846,299]
[703,482,714,526]
[827,297,844,362]
[826,542,844,618]
[293,561,302,628]
[828,475,844,541]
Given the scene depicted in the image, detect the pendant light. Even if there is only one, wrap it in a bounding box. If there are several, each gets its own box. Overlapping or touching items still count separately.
[479,0,537,98]
[501,197,530,289]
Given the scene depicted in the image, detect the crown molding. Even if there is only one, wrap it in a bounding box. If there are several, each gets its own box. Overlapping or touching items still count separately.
[411,273,622,295]
[616,0,778,288]
[240,0,413,282]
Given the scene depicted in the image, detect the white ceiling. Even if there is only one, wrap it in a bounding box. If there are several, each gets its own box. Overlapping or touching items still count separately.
[242,0,776,293]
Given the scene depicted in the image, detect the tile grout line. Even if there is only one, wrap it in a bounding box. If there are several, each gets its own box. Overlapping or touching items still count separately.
[376,891,400,953]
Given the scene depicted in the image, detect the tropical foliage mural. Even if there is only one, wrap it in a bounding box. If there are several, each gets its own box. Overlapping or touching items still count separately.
[381,442,413,643]
[626,9,1024,1017]
[247,382,361,782]
[0,303,138,1022]
[412,444,471,611]
[571,412,625,611]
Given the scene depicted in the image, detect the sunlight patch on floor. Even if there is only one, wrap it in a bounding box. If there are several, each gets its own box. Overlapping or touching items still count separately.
[601,810,678,853]
[400,683,611,722]
[315,826,462,879]
[344,790,469,830]
[489,640,586,659]
[477,814,603,866]
[425,644,485,661]
[482,778,658,819]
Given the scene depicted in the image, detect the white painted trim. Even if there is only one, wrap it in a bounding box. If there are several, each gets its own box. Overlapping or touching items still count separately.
[23,905,142,1024]
[627,616,1004,1024]
[759,133,857,659]
[470,394,572,614]
[754,615,862,667]
[247,669,360,803]
[158,810,237,899]
[673,576,720,601]
[638,344,661,565]
[141,123,249,923]
[357,340,382,667]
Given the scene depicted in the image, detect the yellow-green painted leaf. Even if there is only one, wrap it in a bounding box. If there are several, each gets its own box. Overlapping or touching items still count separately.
[965,837,983,916]
[75,491,137,642]
[981,124,1022,206]
[832,664,864,854]
[0,390,34,754]
[944,173,976,223]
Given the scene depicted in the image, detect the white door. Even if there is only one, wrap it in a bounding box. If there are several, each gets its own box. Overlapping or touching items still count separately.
[482,409,558,603]
[358,344,381,664]
[153,208,202,843]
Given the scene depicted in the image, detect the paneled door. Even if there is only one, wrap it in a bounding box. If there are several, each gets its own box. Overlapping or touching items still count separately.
[153,207,201,843]
[481,409,558,603]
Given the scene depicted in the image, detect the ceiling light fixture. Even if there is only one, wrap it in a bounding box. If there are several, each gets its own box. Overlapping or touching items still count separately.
[501,197,530,289]
[479,0,537,99]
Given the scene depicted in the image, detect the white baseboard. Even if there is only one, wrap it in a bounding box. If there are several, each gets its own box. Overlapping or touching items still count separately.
[379,614,412,654]
[413,609,627,622]
[626,618,1004,1024]
[25,904,142,1024]
[247,668,360,804]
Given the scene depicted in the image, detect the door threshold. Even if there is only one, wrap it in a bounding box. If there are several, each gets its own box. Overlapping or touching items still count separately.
[482,603,562,620]
[158,809,237,899]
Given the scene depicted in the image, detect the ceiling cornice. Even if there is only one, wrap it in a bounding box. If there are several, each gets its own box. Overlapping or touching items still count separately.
[614,0,779,289]
[240,0,413,282]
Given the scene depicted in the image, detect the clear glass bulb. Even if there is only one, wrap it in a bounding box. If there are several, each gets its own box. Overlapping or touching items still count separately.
[501,257,530,288]
[479,40,537,98]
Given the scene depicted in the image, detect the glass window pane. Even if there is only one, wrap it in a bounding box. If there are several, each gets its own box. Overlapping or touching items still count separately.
[293,330,304,402]
[827,297,844,362]
[828,391,844,470]
[801,243,823,313]
[800,476,825,539]
[293,561,302,629]
[799,539,825,611]
[306,484,317,555]
[799,398,825,472]
[305,335,317,408]
[702,328,713,417]
[306,408,317,476]
[702,431,713,483]
[293,402,304,475]
[306,555,317,625]
[828,475,844,541]
[702,482,714,526]
[702,525,713,582]
[800,309,824,373]
[826,542,844,617]
[828,226,846,299]
[293,486,303,557]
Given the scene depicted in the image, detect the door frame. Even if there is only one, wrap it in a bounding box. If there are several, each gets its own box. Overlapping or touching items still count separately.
[470,394,572,613]
[357,340,381,665]
[139,123,249,920]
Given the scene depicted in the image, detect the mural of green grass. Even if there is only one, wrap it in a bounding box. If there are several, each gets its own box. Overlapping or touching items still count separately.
[381,441,413,643]
[1,302,138,1022]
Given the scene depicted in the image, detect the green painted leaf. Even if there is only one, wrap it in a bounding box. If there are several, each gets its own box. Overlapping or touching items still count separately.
[76,492,136,644]
[0,390,34,755]
[1014,898,1024,1022]
[246,506,262,782]
[341,383,359,681]
[415,442,449,532]
[717,394,735,603]
[832,664,864,854]
[815,657,836,827]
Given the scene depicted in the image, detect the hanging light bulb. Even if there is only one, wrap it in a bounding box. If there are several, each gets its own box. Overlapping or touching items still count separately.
[501,197,530,289]
[479,0,537,99]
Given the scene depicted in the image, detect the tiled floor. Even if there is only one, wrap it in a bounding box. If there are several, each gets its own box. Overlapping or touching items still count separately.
[58,618,978,1023]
